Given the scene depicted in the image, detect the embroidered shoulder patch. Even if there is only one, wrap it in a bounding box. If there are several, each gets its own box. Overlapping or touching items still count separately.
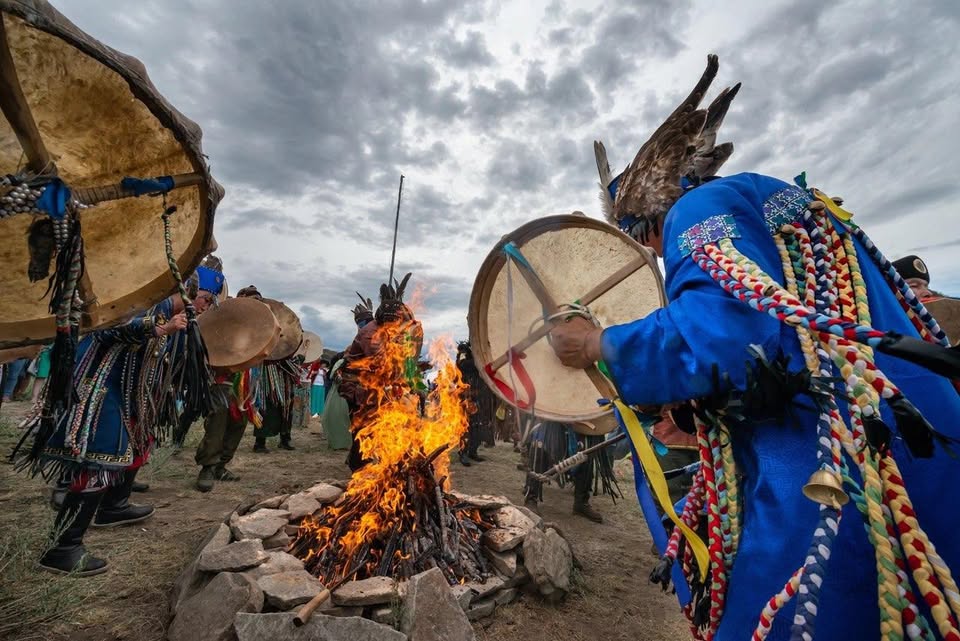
[678,214,740,257]
[763,186,811,233]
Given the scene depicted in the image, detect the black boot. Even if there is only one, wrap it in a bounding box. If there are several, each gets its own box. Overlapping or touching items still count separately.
[130,480,150,493]
[278,438,295,451]
[49,479,69,511]
[468,451,485,463]
[458,452,472,467]
[253,438,270,453]
[93,469,155,528]
[38,491,109,576]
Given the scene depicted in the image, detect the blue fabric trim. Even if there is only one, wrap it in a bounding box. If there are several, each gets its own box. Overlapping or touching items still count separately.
[195,265,224,295]
[677,213,739,257]
[502,241,533,270]
[607,173,622,201]
[614,405,692,606]
[762,185,811,234]
[35,178,71,220]
[120,175,175,196]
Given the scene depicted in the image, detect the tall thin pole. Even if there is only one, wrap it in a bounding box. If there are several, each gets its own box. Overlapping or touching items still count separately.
[388,174,404,285]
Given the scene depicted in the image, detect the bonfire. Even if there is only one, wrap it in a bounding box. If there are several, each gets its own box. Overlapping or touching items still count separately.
[290,316,494,586]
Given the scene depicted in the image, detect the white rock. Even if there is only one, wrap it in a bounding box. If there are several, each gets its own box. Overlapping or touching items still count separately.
[482,527,526,552]
[249,495,288,512]
[281,492,322,520]
[332,576,398,606]
[303,483,343,504]
[198,540,269,573]
[244,550,305,579]
[401,568,475,641]
[482,548,517,577]
[257,570,324,609]
[234,612,406,641]
[231,509,290,541]
[491,506,537,533]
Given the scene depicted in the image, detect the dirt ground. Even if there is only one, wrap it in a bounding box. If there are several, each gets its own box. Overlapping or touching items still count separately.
[0,400,689,641]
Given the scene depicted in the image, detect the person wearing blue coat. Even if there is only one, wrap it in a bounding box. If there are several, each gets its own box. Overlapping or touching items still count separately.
[551,56,960,640]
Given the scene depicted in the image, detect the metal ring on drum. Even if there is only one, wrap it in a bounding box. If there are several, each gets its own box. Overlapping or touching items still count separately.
[468,214,667,435]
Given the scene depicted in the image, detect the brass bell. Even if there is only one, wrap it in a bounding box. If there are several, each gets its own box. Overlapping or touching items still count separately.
[802,469,849,508]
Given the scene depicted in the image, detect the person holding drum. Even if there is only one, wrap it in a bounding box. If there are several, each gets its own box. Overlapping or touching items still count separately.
[549,55,960,640]
[16,270,223,575]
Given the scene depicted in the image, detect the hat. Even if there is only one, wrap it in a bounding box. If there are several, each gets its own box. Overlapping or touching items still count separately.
[195,265,225,296]
[893,255,930,284]
[353,292,374,326]
[375,273,413,324]
[237,285,262,299]
[595,55,740,242]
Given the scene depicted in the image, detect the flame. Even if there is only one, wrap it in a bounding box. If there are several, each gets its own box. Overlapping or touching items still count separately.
[294,314,474,582]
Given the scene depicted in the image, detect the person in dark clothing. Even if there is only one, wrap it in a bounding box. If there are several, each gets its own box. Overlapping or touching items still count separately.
[455,341,487,467]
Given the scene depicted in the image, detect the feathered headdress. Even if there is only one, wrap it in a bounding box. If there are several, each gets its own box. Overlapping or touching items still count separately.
[596,54,740,243]
[352,291,374,326]
[375,272,413,324]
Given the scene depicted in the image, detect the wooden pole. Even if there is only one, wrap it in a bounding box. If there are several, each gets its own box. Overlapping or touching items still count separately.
[388,174,404,285]
[72,173,204,206]
[0,18,55,174]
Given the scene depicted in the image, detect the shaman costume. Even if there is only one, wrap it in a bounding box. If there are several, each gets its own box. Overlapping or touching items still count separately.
[582,56,960,640]
[339,275,424,471]
[254,358,298,452]
[456,341,490,466]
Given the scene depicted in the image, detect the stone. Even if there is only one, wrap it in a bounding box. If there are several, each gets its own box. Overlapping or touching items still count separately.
[282,492,322,520]
[250,495,288,512]
[464,575,504,599]
[231,508,290,541]
[284,524,301,536]
[495,587,518,606]
[466,597,496,621]
[332,576,398,606]
[257,570,324,609]
[401,568,474,641]
[482,527,526,552]
[262,531,291,550]
[371,605,398,627]
[244,550,305,579]
[482,548,517,577]
[505,565,531,589]
[303,483,343,504]
[168,572,263,641]
[320,605,364,617]
[198,539,268,573]
[523,527,573,600]
[234,612,407,641]
[169,523,234,615]
[449,492,510,509]
[516,505,544,530]
[450,584,474,611]
[491,506,537,533]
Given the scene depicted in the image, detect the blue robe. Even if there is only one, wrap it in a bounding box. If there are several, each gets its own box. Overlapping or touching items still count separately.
[602,173,960,641]
[39,299,175,483]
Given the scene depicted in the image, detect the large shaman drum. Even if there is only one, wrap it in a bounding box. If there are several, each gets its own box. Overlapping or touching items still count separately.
[262,298,303,362]
[198,297,280,373]
[923,297,960,346]
[469,215,666,434]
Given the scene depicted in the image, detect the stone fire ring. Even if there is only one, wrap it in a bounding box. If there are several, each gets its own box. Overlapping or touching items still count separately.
[167,482,576,641]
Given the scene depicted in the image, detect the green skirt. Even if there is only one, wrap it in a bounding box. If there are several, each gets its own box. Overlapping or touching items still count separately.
[321,382,352,450]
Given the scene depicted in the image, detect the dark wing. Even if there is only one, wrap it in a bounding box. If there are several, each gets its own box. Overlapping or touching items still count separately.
[612,54,739,224]
[594,140,616,224]
[686,83,740,180]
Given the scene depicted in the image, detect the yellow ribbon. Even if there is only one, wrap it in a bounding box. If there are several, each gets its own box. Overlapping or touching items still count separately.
[812,188,854,221]
[615,399,710,581]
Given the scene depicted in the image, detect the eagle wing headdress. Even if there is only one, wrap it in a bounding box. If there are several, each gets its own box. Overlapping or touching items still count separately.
[352,292,374,324]
[596,54,740,242]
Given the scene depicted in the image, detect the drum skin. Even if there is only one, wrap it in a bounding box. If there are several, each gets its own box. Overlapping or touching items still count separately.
[468,215,666,434]
[197,297,279,373]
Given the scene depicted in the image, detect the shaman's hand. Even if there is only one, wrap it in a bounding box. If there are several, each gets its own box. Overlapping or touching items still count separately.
[157,312,188,337]
[549,316,603,369]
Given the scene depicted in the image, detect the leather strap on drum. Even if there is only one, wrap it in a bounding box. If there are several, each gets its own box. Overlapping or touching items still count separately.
[615,399,709,582]
[484,349,536,410]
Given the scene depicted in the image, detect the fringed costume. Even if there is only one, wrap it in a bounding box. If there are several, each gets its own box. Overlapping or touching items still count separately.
[587,56,960,640]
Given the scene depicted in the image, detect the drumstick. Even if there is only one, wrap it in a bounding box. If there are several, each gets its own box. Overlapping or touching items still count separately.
[293,563,365,627]
[487,255,650,372]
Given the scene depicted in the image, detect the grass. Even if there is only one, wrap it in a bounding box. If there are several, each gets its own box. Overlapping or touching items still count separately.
[0,419,103,641]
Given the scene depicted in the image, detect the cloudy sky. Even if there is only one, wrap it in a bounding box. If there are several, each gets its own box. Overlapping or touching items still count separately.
[61,0,960,349]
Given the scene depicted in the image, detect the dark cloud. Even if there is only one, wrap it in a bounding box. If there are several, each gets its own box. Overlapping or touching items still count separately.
[434,30,495,67]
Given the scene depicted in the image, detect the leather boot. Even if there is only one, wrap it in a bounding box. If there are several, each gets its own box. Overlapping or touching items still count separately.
[38,491,109,576]
[214,464,240,481]
[573,467,603,523]
[130,480,150,493]
[196,465,216,493]
[253,438,270,453]
[49,479,69,511]
[93,469,155,527]
[573,500,604,523]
